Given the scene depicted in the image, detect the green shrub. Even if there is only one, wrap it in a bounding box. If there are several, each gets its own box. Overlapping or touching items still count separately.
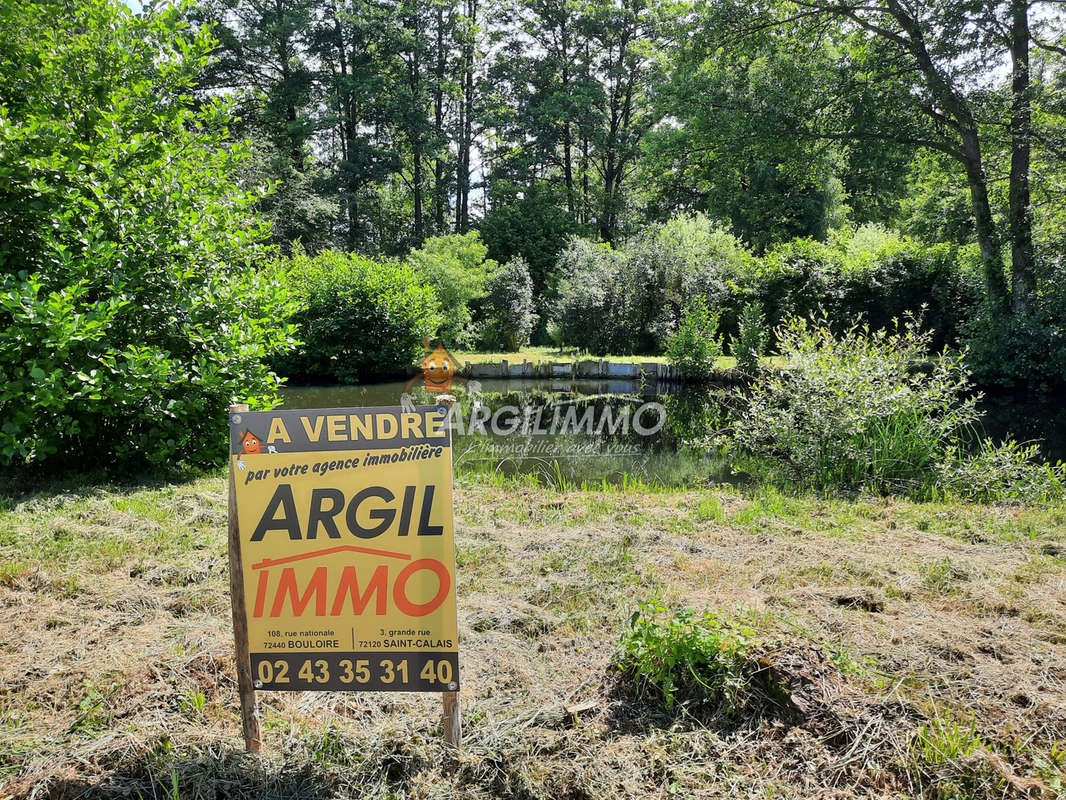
[730,315,976,495]
[551,237,646,355]
[937,439,1065,503]
[478,256,538,351]
[274,250,441,383]
[479,185,582,327]
[0,0,295,469]
[628,214,752,351]
[960,299,1066,390]
[733,302,768,374]
[733,227,977,352]
[666,297,723,380]
[729,314,1064,500]
[833,227,979,349]
[616,601,752,710]
[406,232,497,347]
[550,218,749,356]
[746,238,837,335]
[547,219,973,361]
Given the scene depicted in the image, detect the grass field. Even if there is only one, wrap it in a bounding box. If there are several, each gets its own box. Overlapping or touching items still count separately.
[2,474,1065,798]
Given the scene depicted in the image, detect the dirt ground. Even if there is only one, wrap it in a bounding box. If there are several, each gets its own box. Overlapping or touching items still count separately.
[1,475,1064,798]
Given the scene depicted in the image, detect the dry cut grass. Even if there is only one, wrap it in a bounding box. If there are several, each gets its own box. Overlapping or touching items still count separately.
[1,475,1065,798]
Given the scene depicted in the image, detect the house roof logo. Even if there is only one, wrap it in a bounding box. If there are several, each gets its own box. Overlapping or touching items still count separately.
[407,339,466,395]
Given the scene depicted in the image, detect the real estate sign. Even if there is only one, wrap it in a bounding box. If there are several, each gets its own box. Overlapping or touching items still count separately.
[228,406,459,692]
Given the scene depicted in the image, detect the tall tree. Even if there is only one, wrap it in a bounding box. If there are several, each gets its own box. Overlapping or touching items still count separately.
[583,0,670,243]
[390,0,435,244]
[194,0,332,250]
[643,22,853,249]
[431,0,460,234]
[312,0,400,251]
[716,0,1066,314]
[455,0,481,232]
[485,0,669,243]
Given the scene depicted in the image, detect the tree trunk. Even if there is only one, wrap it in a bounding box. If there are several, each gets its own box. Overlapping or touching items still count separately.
[433,5,447,234]
[563,122,575,216]
[601,151,616,244]
[340,36,361,249]
[455,0,475,233]
[881,0,1011,312]
[561,21,575,215]
[1008,0,1036,314]
[581,133,589,226]
[275,0,302,171]
[460,75,471,232]
[413,153,424,243]
[329,2,362,250]
[408,11,425,244]
[455,99,466,231]
[960,127,1009,311]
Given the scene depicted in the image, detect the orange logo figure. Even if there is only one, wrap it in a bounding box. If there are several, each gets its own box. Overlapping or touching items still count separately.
[417,341,463,394]
[239,430,262,455]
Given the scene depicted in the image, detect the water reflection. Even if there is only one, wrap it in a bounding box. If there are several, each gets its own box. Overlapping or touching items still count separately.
[282,380,737,487]
[280,379,1063,487]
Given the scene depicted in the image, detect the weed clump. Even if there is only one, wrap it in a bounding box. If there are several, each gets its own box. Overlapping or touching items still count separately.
[902,713,1044,798]
[728,314,1066,501]
[614,601,754,713]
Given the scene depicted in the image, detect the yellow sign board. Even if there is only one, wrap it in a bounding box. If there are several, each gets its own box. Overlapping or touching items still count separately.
[228,405,458,692]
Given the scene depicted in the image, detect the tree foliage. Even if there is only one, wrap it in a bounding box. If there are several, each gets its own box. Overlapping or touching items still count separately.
[666,297,723,380]
[406,232,497,346]
[0,0,295,468]
[273,250,441,383]
[478,256,538,351]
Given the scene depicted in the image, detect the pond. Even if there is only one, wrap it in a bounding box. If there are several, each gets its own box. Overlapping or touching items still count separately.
[281,378,733,487]
[280,379,1065,488]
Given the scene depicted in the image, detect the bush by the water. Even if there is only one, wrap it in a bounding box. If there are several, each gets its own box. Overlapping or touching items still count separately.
[551,238,646,355]
[406,232,497,348]
[478,256,538,351]
[734,302,768,374]
[479,185,582,311]
[551,217,749,354]
[627,215,752,351]
[728,316,1065,499]
[960,298,1066,391]
[273,250,441,383]
[546,219,978,359]
[666,297,723,380]
[616,601,753,711]
[0,0,295,468]
[938,439,1066,503]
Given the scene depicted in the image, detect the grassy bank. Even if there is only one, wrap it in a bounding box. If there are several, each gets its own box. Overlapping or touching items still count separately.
[452,348,793,371]
[2,473,1065,798]
[454,347,671,365]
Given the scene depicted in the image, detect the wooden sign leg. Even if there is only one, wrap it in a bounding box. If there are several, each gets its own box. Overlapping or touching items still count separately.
[442,690,461,747]
[227,403,261,752]
[435,392,461,749]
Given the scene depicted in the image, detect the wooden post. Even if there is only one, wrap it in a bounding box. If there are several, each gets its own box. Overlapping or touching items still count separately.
[442,690,461,748]
[227,403,261,752]
[436,393,461,748]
